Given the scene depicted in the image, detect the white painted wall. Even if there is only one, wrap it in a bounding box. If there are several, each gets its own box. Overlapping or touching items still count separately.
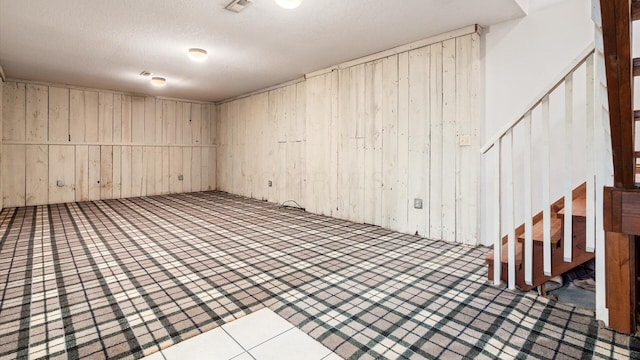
[480,0,594,246]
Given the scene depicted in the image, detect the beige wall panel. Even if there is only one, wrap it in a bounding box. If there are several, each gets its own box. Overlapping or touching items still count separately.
[113,94,122,144]
[144,97,156,145]
[191,147,202,192]
[144,147,155,195]
[3,82,26,141]
[164,101,177,144]
[131,97,145,143]
[26,145,48,206]
[3,145,26,207]
[407,46,430,236]
[182,147,192,192]
[381,55,399,230]
[75,145,89,202]
[100,146,113,199]
[169,147,183,193]
[99,92,114,142]
[121,95,132,143]
[131,146,144,197]
[88,145,101,201]
[69,89,86,142]
[49,145,75,204]
[121,146,132,198]
[161,147,169,194]
[26,84,48,141]
[191,104,202,145]
[84,91,99,143]
[182,103,192,145]
[49,87,69,142]
[112,146,122,198]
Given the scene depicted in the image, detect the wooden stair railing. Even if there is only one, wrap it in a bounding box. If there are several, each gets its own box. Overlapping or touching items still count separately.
[599,0,639,334]
[486,183,595,292]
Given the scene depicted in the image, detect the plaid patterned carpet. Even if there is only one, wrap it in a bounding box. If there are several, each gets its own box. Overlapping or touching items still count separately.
[0,191,638,360]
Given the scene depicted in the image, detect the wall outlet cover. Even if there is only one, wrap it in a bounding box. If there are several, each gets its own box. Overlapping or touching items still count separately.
[178,175,184,181]
[56,180,65,187]
[414,198,423,209]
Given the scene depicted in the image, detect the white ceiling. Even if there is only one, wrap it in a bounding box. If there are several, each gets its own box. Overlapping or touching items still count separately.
[0,0,527,102]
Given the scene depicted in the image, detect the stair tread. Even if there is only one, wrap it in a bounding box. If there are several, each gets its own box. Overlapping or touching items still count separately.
[635,110,640,120]
[485,240,523,265]
[517,215,563,244]
[557,196,587,218]
[634,58,640,76]
[634,0,640,21]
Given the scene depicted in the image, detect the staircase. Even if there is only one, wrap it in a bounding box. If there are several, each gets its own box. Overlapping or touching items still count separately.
[486,183,595,291]
[599,0,640,333]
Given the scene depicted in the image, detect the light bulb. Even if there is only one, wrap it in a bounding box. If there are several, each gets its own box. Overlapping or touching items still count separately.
[151,77,167,87]
[274,0,303,9]
[188,48,208,62]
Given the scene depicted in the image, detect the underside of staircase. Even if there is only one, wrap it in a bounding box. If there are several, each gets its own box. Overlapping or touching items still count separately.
[485,183,595,292]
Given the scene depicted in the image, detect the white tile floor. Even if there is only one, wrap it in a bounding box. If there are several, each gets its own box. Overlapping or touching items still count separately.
[143,308,342,360]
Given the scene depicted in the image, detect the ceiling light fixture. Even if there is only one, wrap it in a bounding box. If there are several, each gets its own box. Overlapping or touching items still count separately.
[274,0,303,9]
[188,48,208,62]
[151,77,167,87]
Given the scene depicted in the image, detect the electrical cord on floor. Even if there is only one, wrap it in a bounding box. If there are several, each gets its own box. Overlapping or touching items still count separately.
[280,200,305,211]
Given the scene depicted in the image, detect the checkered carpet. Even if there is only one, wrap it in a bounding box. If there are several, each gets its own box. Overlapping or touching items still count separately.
[0,191,638,360]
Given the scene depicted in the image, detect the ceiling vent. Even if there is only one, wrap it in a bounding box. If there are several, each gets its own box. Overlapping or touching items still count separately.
[225,0,253,13]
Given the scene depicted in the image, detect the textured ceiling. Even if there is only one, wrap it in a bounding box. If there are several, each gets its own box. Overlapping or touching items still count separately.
[0,0,527,102]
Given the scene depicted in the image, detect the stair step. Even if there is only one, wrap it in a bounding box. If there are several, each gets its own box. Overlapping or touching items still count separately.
[517,215,562,244]
[634,58,640,76]
[485,239,523,265]
[557,196,587,218]
[634,0,640,21]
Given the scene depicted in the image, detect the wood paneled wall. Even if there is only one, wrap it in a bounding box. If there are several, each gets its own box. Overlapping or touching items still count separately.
[217,33,480,245]
[2,82,216,207]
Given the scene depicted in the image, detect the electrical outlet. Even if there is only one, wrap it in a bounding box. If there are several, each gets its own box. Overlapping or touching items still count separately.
[268,180,273,187]
[459,134,472,146]
[178,175,184,181]
[56,180,65,187]
[414,198,423,209]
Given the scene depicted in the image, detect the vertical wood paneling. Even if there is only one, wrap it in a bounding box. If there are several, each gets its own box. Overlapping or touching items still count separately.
[25,145,48,205]
[100,146,113,199]
[69,90,85,142]
[182,103,192,145]
[26,84,48,141]
[162,147,170,194]
[49,145,75,204]
[382,55,399,229]
[169,147,183,193]
[2,82,216,206]
[75,145,89,201]
[408,46,430,236]
[3,145,26,207]
[113,94,122,143]
[455,34,479,245]
[49,87,69,142]
[131,97,145,143]
[441,38,457,242]
[113,146,122,198]
[84,91,99,143]
[121,146,132,198]
[364,60,384,226]
[121,95,132,143]
[88,145,101,200]
[429,43,444,239]
[144,97,155,145]
[397,52,410,233]
[182,147,192,192]
[3,82,26,141]
[131,147,144,197]
[99,92,114,142]
[191,148,202,192]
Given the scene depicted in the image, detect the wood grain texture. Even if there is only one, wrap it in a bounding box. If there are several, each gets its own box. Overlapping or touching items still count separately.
[49,145,75,204]
[49,87,69,142]
[26,84,48,142]
[25,145,48,205]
